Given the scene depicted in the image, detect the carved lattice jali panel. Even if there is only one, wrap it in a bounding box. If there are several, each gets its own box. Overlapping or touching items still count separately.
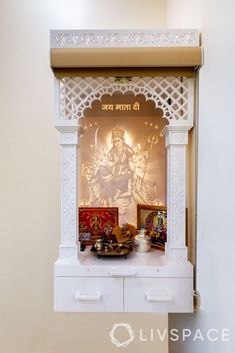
[59,77,190,122]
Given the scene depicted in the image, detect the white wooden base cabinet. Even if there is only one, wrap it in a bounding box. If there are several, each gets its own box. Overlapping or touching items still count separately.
[54,248,193,312]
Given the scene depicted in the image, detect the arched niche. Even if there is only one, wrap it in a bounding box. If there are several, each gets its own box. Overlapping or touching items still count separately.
[78,92,168,227]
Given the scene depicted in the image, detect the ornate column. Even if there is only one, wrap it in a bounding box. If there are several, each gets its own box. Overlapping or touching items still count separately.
[163,126,191,262]
[55,121,80,262]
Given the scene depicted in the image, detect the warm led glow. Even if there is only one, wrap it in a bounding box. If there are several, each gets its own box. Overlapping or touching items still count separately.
[156,200,163,206]
[106,130,133,149]
[79,110,167,225]
[124,131,133,146]
[106,133,112,150]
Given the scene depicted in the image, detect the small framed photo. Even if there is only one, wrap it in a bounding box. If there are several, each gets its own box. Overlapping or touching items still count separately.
[137,204,167,251]
[78,207,119,244]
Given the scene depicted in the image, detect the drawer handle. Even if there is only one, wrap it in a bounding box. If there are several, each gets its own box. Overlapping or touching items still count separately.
[74,291,102,301]
[110,269,137,277]
[146,292,174,302]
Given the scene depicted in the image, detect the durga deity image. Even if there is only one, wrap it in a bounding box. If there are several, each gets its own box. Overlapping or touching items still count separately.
[82,125,160,223]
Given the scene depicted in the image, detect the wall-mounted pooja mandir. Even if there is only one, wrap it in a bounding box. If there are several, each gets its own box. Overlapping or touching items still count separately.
[50,29,202,312]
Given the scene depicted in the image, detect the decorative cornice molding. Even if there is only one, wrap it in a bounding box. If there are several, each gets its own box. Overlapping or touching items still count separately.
[162,126,192,134]
[51,29,199,49]
[54,120,83,135]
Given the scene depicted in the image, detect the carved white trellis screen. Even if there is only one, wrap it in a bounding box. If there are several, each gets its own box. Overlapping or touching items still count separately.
[58,76,193,125]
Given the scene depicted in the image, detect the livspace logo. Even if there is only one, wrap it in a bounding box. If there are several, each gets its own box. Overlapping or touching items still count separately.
[109,322,231,348]
[109,323,135,348]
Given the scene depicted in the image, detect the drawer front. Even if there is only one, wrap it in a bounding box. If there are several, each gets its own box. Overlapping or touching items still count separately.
[124,278,193,313]
[54,277,123,312]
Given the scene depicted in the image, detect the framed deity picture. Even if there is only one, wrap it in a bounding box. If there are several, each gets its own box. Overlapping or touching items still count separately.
[78,207,119,244]
[137,204,167,251]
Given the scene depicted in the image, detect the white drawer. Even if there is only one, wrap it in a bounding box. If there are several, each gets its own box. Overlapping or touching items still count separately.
[124,278,193,312]
[54,277,123,312]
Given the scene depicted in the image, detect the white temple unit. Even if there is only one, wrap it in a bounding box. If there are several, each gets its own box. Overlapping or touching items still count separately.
[51,30,201,312]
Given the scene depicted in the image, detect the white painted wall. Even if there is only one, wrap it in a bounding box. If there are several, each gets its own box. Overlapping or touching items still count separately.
[167,0,235,352]
[0,1,168,353]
